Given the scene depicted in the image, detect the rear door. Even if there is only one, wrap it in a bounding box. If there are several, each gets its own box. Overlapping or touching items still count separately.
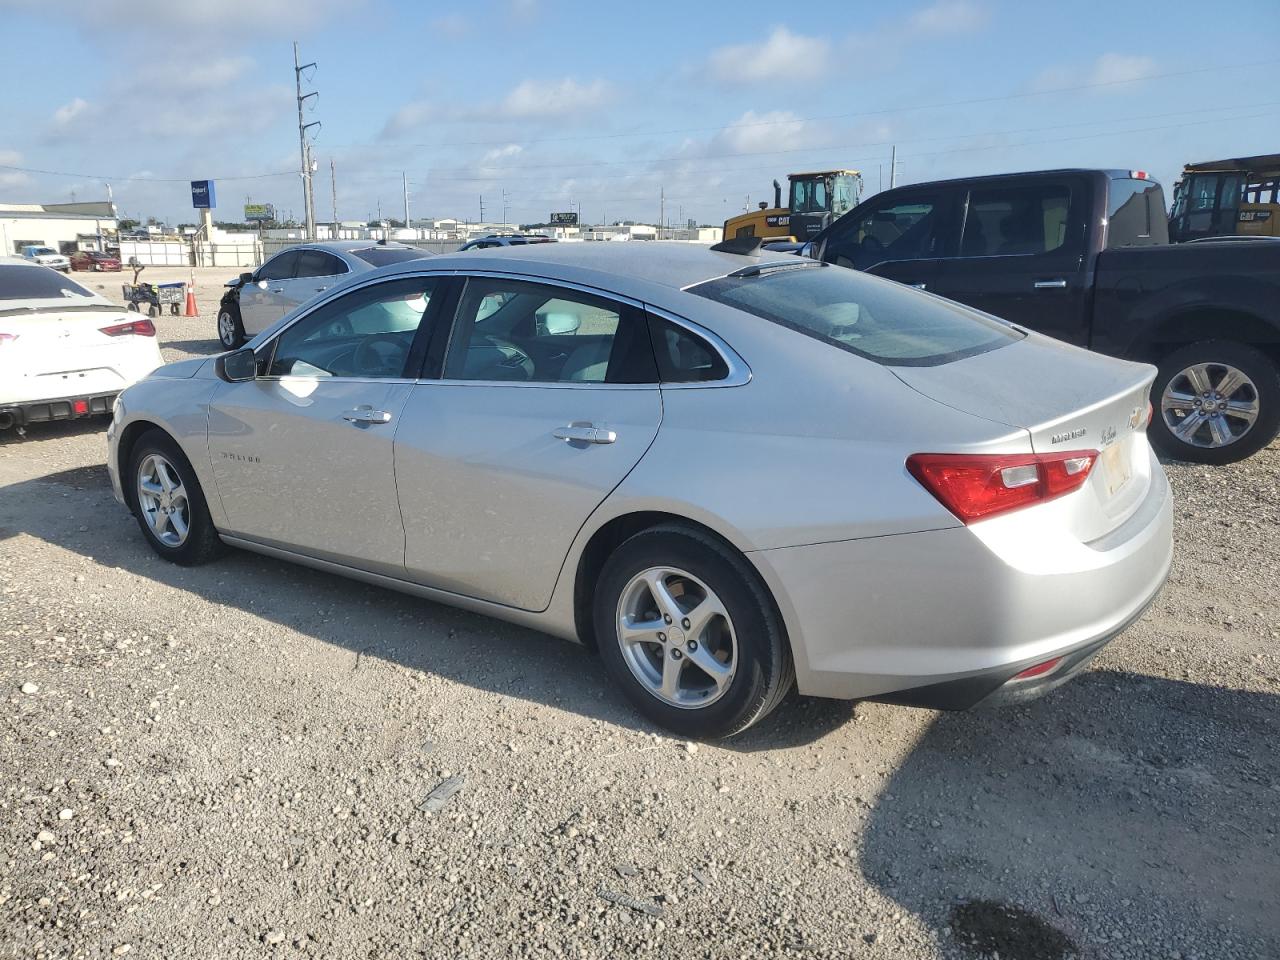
[818,188,962,292]
[395,274,662,611]
[281,248,351,312]
[238,249,301,336]
[928,175,1092,345]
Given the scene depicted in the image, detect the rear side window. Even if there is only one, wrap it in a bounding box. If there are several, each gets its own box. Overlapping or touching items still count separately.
[648,316,728,382]
[294,250,347,278]
[1107,179,1167,247]
[961,185,1071,256]
[689,264,1021,367]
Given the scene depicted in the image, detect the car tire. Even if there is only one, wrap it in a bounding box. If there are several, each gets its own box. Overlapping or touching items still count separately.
[1149,340,1280,465]
[128,430,225,566]
[217,305,246,349]
[594,525,794,740]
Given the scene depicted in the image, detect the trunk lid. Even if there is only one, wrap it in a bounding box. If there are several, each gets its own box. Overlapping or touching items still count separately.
[890,333,1156,539]
[0,305,148,397]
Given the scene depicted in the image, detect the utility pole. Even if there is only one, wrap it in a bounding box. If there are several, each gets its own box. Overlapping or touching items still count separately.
[294,42,319,240]
[889,145,899,189]
[502,188,509,226]
[402,172,409,230]
[479,194,485,224]
[659,187,665,239]
[330,158,338,229]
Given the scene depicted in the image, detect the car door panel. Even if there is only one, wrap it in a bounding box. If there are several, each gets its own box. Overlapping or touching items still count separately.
[208,378,412,576]
[239,250,300,335]
[395,383,661,610]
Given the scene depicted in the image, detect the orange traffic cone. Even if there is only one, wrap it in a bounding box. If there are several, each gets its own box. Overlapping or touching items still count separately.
[184,285,198,317]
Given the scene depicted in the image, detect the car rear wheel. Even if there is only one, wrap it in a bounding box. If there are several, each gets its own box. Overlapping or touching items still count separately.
[128,430,225,565]
[217,305,246,349]
[1149,340,1280,465]
[594,526,793,739]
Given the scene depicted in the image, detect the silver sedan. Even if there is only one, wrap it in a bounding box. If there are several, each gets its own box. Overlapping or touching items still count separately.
[108,242,1172,738]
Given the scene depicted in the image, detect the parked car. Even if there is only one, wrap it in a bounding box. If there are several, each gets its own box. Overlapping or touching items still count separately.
[458,234,557,251]
[807,169,1280,464]
[215,241,433,349]
[0,258,163,432]
[69,250,123,272]
[107,243,1172,738]
[20,245,70,273]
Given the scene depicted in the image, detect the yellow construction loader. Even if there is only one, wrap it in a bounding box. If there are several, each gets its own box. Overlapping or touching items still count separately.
[723,170,863,243]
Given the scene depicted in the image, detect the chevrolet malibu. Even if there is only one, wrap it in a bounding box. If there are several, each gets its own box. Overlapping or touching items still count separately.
[106,242,1173,738]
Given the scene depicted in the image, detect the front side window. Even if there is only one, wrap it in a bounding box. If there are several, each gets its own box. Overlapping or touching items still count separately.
[265,276,437,378]
[790,178,829,215]
[960,185,1071,257]
[824,195,945,269]
[443,278,656,384]
[257,251,299,282]
[689,263,1021,367]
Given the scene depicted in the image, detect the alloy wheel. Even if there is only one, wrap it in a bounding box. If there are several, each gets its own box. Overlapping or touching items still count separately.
[218,311,237,346]
[136,453,190,547]
[1160,362,1260,449]
[615,566,737,709]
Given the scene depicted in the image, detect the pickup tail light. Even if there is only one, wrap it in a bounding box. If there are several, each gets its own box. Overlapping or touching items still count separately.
[907,450,1097,523]
[99,318,156,337]
[1130,170,1149,180]
[0,332,17,346]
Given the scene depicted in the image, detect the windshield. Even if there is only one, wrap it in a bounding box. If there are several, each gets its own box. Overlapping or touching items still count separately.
[831,175,860,216]
[790,178,829,214]
[349,246,432,267]
[689,264,1021,366]
[0,264,97,301]
[30,247,57,256]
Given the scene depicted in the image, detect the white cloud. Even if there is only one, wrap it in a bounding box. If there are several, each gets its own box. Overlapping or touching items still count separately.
[501,78,612,118]
[707,27,830,85]
[908,0,989,33]
[712,111,811,155]
[0,148,31,190]
[66,0,357,31]
[482,144,524,163]
[1032,53,1159,93]
[52,98,90,126]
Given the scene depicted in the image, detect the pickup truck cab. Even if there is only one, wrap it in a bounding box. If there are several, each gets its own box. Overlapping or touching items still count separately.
[20,245,71,273]
[810,169,1280,464]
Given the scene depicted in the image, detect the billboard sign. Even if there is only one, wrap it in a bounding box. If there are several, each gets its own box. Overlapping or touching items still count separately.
[550,211,578,225]
[244,203,275,222]
[190,180,216,209]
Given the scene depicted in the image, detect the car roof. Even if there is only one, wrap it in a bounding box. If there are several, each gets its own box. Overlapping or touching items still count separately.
[291,240,418,254]
[402,241,765,289]
[875,167,1160,193]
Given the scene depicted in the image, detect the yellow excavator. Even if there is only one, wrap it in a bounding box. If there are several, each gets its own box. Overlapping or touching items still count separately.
[723,170,863,243]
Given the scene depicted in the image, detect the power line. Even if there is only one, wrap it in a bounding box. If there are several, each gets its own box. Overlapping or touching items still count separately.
[0,163,295,183]
[359,57,1280,150]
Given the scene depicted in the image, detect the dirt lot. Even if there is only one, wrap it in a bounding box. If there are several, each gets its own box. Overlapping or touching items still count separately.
[2,269,1278,959]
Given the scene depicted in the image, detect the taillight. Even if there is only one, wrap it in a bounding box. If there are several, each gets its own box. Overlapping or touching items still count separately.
[100,319,156,337]
[906,450,1097,523]
[0,333,17,346]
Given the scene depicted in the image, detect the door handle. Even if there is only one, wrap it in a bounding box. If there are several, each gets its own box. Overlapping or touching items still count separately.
[1033,279,1068,289]
[269,287,284,293]
[910,282,927,290]
[553,422,617,444]
[342,408,392,424]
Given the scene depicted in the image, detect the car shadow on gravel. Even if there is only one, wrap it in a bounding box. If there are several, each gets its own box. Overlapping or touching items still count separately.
[2,466,851,750]
[859,669,1280,958]
[160,338,223,358]
[0,418,109,446]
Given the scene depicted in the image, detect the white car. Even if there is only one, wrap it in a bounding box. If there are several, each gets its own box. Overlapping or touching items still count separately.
[21,245,71,272]
[0,258,163,432]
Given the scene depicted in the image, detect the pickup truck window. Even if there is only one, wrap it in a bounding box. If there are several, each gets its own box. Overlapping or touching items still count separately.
[1106,179,1165,247]
[823,196,944,270]
[960,185,1070,257]
[689,264,1021,367]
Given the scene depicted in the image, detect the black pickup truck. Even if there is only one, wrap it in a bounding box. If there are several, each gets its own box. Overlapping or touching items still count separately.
[808,169,1280,464]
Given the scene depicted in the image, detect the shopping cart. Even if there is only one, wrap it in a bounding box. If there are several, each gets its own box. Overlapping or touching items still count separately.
[121,281,186,317]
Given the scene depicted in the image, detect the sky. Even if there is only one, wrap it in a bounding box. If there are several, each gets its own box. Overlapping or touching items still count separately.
[1,0,1277,228]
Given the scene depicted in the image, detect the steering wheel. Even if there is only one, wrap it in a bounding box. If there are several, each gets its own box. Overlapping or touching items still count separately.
[352,332,413,377]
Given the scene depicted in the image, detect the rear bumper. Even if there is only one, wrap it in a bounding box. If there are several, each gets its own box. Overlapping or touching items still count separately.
[0,392,118,429]
[750,456,1174,706]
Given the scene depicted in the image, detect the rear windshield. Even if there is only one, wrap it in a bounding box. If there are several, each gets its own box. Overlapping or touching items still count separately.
[348,246,431,267]
[689,263,1022,366]
[0,264,97,301]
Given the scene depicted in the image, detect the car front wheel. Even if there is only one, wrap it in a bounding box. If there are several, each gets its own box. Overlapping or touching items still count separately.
[217,305,246,349]
[128,430,225,565]
[1149,340,1280,465]
[594,526,793,739]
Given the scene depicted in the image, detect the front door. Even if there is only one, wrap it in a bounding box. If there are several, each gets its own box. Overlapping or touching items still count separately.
[929,177,1091,346]
[238,249,301,337]
[208,274,443,575]
[818,188,961,293]
[395,275,663,611]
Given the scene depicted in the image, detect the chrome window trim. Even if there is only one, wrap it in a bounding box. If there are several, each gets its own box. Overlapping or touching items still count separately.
[642,303,751,389]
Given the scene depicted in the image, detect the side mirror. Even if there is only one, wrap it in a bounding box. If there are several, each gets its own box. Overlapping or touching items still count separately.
[217,347,257,382]
[239,271,253,285]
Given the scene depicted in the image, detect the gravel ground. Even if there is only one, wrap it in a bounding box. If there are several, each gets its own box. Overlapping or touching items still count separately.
[2,268,1278,959]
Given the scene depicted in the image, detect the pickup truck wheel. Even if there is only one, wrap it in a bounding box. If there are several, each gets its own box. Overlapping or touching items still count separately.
[1150,341,1280,465]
